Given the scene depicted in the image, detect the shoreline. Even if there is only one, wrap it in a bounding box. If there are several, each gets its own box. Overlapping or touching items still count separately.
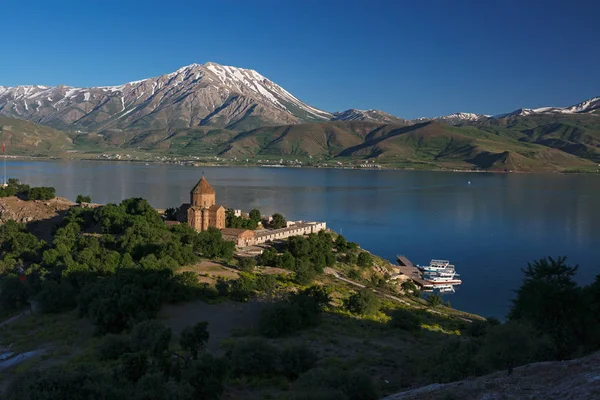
[3,154,598,175]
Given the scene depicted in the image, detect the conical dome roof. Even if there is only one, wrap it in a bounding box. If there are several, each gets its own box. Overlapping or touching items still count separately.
[191,176,215,195]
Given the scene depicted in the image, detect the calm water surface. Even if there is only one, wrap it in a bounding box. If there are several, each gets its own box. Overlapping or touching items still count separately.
[9,160,600,318]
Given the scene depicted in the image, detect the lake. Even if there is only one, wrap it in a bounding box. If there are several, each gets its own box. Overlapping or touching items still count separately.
[7,159,600,318]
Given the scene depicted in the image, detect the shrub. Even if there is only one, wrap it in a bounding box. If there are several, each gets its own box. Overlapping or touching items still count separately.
[36,280,77,314]
[179,321,210,360]
[76,194,91,204]
[238,257,256,272]
[357,252,372,268]
[97,334,132,361]
[259,302,303,337]
[345,253,358,265]
[229,338,279,377]
[130,320,172,358]
[401,280,418,295]
[279,344,318,379]
[27,186,56,200]
[427,293,443,307]
[119,352,148,382]
[294,257,317,286]
[346,289,380,316]
[389,307,422,332]
[183,354,228,399]
[0,275,29,311]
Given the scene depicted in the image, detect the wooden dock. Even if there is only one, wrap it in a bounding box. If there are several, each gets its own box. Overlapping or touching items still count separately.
[396,255,433,289]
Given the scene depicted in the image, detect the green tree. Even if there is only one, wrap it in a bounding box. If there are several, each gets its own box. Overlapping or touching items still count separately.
[478,321,550,374]
[164,207,178,221]
[130,320,172,358]
[345,253,358,266]
[346,289,380,316]
[335,234,348,251]
[270,213,287,229]
[36,280,77,314]
[238,257,256,272]
[401,280,418,296]
[249,209,261,222]
[229,338,279,377]
[279,344,317,379]
[427,293,443,307]
[76,194,92,204]
[179,321,209,360]
[26,186,56,200]
[509,256,585,359]
[0,276,29,311]
[357,252,372,268]
[182,354,228,399]
[294,257,317,286]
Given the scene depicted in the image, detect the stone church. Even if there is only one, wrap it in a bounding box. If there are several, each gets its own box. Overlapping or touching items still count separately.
[179,176,226,231]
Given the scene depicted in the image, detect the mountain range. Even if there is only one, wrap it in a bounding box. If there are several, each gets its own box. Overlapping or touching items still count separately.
[0,62,599,172]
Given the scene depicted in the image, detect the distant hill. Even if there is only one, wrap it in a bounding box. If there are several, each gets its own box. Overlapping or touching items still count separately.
[0,116,73,155]
[3,114,597,172]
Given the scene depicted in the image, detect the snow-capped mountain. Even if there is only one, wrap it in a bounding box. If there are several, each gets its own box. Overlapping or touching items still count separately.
[494,96,600,118]
[331,109,409,124]
[412,112,490,125]
[0,62,333,132]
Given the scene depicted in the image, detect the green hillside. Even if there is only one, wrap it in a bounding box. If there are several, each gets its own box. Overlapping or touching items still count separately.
[0,117,73,155]
[2,114,599,172]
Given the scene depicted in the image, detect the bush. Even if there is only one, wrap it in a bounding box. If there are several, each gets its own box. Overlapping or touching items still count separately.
[345,253,358,266]
[259,302,303,337]
[0,276,29,311]
[76,194,91,204]
[229,338,279,377]
[97,334,132,361]
[346,289,380,316]
[357,252,372,268]
[401,280,418,295]
[183,354,228,399]
[238,257,256,272]
[27,186,56,200]
[130,320,172,358]
[294,257,317,285]
[389,308,421,332]
[279,344,317,379]
[427,293,443,307]
[119,352,148,382]
[179,321,209,360]
[36,280,77,314]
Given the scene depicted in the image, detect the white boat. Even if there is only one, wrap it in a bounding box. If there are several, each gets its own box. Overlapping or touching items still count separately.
[424,269,462,284]
[419,259,455,273]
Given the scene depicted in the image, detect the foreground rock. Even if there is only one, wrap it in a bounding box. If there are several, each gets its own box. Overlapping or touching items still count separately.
[384,351,600,400]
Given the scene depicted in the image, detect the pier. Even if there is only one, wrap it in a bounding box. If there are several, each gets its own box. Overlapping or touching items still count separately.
[396,255,434,289]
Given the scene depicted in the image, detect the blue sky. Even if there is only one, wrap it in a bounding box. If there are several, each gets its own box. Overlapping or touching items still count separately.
[1,0,598,118]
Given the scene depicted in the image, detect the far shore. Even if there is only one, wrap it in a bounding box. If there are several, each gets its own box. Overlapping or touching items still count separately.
[3,154,598,175]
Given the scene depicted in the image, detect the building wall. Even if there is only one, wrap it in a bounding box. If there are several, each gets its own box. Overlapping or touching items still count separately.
[191,192,215,208]
[208,208,226,230]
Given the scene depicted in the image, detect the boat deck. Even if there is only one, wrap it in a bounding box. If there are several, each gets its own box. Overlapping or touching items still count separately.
[395,256,434,289]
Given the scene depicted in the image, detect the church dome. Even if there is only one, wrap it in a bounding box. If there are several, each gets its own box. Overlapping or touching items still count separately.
[191,176,215,195]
